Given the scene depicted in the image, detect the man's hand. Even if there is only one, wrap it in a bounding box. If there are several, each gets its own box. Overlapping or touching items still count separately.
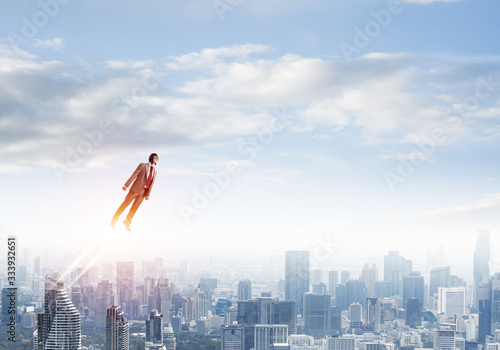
[145,196,150,200]
[122,186,127,191]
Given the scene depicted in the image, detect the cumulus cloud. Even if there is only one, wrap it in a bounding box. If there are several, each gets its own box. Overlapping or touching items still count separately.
[1,41,499,174]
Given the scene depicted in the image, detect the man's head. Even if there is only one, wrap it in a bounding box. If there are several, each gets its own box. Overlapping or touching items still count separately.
[149,153,159,165]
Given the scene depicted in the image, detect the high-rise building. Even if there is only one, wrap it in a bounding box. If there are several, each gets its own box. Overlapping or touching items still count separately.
[151,277,175,323]
[303,293,341,338]
[491,273,500,337]
[329,271,338,302]
[326,335,356,350]
[405,298,422,328]
[374,281,394,298]
[254,324,288,350]
[237,298,296,335]
[366,298,381,331]
[105,305,129,350]
[438,287,466,317]
[36,273,81,350]
[384,251,412,296]
[117,262,134,313]
[285,251,309,315]
[433,330,455,350]
[402,272,424,308]
[238,280,252,301]
[336,280,367,311]
[478,281,492,343]
[474,229,490,309]
[146,309,163,343]
[95,280,115,329]
[312,283,328,295]
[194,286,208,320]
[221,325,245,350]
[361,264,378,297]
[341,271,350,286]
[143,276,156,305]
[430,266,450,298]
[164,326,176,350]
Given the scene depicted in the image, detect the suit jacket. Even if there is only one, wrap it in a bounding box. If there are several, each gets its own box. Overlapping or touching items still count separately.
[124,163,157,197]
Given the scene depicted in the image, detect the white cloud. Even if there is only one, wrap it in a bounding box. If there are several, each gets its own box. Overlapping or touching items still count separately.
[32,38,64,51]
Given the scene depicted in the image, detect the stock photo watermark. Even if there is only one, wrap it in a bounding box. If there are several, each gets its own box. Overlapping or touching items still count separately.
[213,0,243,21]
[339,0,404,62]
[52,65,165,182]
[8,0,72,49]
[178,108,290,224]
[384,73,500,192]
[310,234,339,271]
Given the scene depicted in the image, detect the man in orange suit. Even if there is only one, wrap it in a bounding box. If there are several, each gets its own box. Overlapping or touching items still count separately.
[111,153,159,231]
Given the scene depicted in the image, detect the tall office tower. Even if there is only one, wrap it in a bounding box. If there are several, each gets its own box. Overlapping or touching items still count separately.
[34,256,41,276]
[478,281,492,343]
[491,273,500,336]
[106,305,129,350]
[380,298,397,322]
[285,251,309,315]
[349,302,362,330]
[182,297,194,322]
[313,283,328,295]
[36,273,81,350]
[405,298,422,328]
[430,266,451,297]
[374,281,394,298]
[433,330,455,350]
[438,287,466,317]
[254,324,288,350]
[312,269,323,285]
[144,277,156,305]
[362,264,378,297]
[164,326,175,350]
[329,271,338,302]
[194,286,208,320]
[303,293,341,338]
[237,298,297,335]
[238,280,252,301]
[221,325,245,350]
[95,280,115,329]
[117,262,134,312]
[384,251,412,296]
[151,277,175,323]
[473,229,490,309]
[403,272,424,308]
[366,298,381,331]
[146,310,163,343]
[341,271,350,286]
[326,335,356,350]
[342,280,368,311]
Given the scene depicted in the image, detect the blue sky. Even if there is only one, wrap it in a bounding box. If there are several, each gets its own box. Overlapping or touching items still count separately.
[1,0,500,275]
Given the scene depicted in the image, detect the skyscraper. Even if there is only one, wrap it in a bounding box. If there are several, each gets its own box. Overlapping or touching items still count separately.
[237,298,297,335]
[430,266,451,297]
[473,229,490,309]
[238,280,252,301]
[438,287,466,317]
[384,251,412,296]
[491,273,500,337]
[95,280,115,329]
[329,271,338,303]
[106,305,129,350]
[36,273,81,350]
[285,251,309,315]
[433,330,455,350]
[478,281,492,343]
[303,293,340,338]
[366,298,381,331]
[405,298,422,328]
[254,324,288,350]
[221,325,245,350]
[146,309,163,343]
[402,272,424,308]
[361,264,378,297]
[151,277,175,323]
[117,262,134,314]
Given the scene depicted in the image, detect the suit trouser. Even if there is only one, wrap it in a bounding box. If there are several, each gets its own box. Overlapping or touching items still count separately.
[112,189,147,225]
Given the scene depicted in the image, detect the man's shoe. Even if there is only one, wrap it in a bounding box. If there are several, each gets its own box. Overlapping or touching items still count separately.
[123,221,131,231]
[110,220,117,228]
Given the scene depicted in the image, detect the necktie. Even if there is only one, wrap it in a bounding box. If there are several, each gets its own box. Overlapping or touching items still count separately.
[146,166,154,187]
